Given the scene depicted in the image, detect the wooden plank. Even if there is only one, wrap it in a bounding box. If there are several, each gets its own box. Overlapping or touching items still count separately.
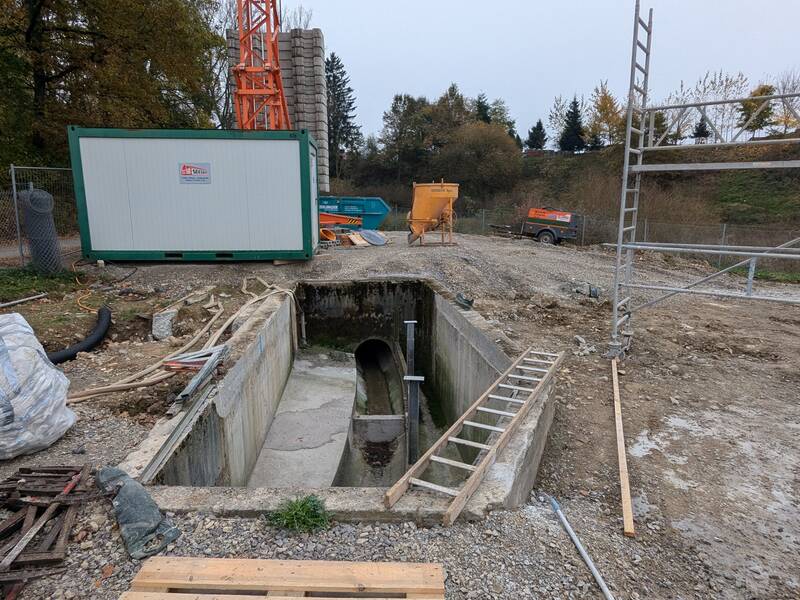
[447,437,491,450]
[463,421,505,433]
[487,394,524,405]
[0,508,27,538]
[612,358,636,537]
[121,595,443,600]
[476,406,516,418]
[429,455,476,471]
[409,478,460,497]
[129,558,445,596]
[384,346,536,508]
[498,383,535,393]
[443,351,565,526]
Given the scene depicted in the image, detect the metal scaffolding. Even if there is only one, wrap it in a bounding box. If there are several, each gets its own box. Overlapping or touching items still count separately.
[608,0,800,357]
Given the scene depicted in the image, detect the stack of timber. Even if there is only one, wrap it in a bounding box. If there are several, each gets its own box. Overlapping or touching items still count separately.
[119,556,446,599]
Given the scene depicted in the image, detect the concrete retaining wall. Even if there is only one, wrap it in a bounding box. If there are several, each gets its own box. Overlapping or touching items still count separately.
[141,278,559,523]
[152,297,295,486]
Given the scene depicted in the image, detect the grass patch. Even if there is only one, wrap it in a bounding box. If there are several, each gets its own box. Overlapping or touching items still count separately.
[0,268,79,302]
[268,495,331,533]
[730,267,800,284]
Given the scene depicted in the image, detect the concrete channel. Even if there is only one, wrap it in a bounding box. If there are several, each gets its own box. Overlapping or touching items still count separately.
[119,278,559,524]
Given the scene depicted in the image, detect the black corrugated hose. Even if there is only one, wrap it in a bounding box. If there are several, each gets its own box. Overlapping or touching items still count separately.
[47,306,112,364]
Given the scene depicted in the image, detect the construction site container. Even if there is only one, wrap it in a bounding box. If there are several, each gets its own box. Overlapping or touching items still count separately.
[318,196,390,230]
[68,127,320,261]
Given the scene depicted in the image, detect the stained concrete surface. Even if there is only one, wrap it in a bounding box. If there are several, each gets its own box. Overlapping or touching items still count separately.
[246,351,356,488]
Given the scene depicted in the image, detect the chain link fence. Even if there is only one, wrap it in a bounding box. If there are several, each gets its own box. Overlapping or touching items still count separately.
[1,167,798,274]
[2,166,79,268]
[383,204,800,273]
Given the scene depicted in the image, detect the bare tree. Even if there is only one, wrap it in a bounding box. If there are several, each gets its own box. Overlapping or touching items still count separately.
[772,68,800,134]
[690,70,749,141]
[280,4,313,30]
[210,0,238,128]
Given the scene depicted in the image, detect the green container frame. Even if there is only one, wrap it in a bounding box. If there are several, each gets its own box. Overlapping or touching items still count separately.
[67,126,319,262]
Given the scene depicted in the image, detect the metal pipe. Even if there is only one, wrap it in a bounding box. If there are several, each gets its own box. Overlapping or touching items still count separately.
[612,243,800,259]
[404,320,416,377]
[548,496,616,600]
[405,375,424,464]
[630,237,800,313]
[647,91,800,112]
[613,241,800,253]
[643,137,800,151]
[0,292,48,309]
[624,283,800,305]
[631,160,800,173]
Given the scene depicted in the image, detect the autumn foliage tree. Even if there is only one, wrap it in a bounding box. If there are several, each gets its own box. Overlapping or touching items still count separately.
[0,0,224,166]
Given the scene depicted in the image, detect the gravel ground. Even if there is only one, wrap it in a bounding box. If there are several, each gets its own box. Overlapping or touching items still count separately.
[31,495,716,600]
[3,232,798,599]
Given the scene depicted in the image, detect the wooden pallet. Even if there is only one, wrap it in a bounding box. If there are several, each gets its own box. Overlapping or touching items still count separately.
[385,346,564,525]
[119,557,445,599]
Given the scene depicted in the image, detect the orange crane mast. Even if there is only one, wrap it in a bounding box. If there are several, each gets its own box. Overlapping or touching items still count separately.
[233,0,291,130]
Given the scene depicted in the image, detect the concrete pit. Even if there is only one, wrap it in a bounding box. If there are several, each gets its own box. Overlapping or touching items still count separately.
[120,278,558,523]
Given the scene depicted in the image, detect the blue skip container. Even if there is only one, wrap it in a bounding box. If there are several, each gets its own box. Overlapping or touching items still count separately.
[319,196,391,230]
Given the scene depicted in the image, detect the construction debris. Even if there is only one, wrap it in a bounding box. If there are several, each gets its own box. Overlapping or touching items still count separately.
[0,466,95,598]
[120,556,445,598]
[573,334,597,356]
[96,468,180,560]
[0,314,75,460]
[0,293,48,310]
[151,308,178,341]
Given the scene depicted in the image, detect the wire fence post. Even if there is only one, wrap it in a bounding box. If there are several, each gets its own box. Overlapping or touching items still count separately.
[9,165,24,266]
[481,209,486,234]
[581,216,587,246]
[718,223,727,268]
[643,218,649,242]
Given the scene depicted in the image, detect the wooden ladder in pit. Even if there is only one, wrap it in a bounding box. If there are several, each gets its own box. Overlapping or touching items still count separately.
[384,346,565,525]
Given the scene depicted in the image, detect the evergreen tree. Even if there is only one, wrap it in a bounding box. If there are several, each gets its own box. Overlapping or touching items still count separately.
[474,93,491,123]
[325,53,362,178]
[692,117,711,144]
[525,120,547,150]
[587,132,604,150]
[558,97,587,152]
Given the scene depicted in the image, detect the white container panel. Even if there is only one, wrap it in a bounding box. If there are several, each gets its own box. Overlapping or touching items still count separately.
[79,137,304,252]
[79,140,135,252]
[242,140,303,251]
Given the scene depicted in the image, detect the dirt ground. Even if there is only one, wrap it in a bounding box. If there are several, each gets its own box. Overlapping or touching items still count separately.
[2,231,798,599]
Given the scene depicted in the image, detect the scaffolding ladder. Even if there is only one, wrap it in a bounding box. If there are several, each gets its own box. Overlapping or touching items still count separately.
[384,346,565,526]
[610,0,653,357]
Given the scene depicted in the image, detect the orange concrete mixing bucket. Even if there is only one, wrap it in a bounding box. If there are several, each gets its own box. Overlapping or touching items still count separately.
[407,182,459,244]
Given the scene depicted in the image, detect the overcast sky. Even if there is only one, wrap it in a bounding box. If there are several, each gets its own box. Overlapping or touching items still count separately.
[289,0,798,138]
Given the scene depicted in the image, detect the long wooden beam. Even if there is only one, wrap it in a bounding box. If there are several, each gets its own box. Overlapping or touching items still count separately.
[611,359,636,537]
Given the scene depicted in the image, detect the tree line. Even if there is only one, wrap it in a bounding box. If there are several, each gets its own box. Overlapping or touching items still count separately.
[538,70,800,152]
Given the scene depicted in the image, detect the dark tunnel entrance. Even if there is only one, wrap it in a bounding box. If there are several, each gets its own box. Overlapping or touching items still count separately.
[354,338,404,416]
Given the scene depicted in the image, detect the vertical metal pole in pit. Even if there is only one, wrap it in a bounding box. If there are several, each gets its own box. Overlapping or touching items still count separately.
[403,319,420,463]
[405,375,424,464]
[404,320,416,378]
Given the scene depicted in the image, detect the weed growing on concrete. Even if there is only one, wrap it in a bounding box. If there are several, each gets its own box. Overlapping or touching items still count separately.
[269,495,331,532]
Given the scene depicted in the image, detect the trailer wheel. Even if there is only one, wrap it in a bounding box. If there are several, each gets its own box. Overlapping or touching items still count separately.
[537,230,556,245]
